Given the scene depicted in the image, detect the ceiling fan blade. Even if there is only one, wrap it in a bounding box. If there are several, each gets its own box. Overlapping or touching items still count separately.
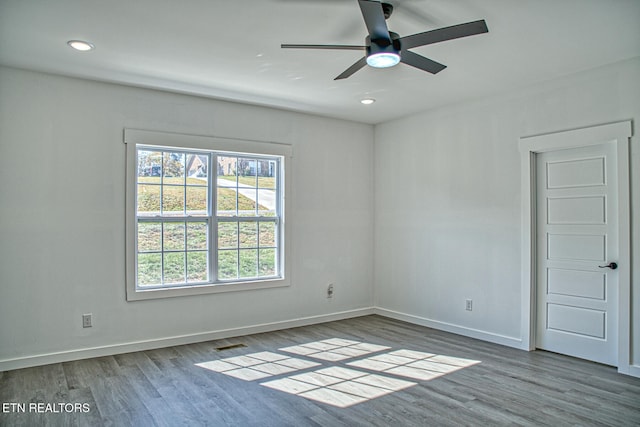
[400,19,488,50]
[281,44,366,51]
[358,0,391,42]
[334,57,368,80]
[400,50,447,74]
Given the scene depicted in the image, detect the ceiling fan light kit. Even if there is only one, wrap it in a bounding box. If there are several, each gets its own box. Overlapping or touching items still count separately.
[366,52,400,68]
[282,0,488,80]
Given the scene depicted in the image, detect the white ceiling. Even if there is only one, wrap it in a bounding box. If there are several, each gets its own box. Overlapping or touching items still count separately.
[1,0,639,124]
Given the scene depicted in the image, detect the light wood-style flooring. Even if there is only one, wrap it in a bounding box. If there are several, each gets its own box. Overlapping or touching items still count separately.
[1,315,639,426]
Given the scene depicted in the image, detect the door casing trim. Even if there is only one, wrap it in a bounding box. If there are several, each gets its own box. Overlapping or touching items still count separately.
[518,121,632,374]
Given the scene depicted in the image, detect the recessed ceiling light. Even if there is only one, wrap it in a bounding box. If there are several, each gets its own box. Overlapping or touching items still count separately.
[67,40,94,51]
[360,98,376,105]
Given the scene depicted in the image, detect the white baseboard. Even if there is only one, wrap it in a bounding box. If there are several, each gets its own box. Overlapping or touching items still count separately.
[0,307,375,372]
[619,364,640,378]
[375,308,639,378]
[12,307,633,376]
[374,307,523,349]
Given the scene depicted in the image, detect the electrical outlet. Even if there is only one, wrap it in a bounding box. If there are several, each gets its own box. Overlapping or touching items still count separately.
[465,299,473,311]
[82,313,92,328]
[327,284,334,299]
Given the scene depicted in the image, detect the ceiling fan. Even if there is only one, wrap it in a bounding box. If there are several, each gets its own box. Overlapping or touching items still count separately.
[281,0,488,80]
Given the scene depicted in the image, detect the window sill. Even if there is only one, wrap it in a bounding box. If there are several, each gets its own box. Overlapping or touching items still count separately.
[126,277,289,301]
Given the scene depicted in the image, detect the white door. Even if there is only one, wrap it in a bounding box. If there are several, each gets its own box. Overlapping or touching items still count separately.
[535,143,618,366]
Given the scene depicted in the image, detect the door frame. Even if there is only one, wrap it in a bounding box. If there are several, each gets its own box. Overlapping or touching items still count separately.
[518,121,631,374]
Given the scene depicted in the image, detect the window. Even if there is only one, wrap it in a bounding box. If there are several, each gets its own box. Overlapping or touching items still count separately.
[124,129,291,300]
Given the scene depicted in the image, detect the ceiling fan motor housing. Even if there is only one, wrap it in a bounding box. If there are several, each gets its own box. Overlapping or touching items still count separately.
[366,32,402,67]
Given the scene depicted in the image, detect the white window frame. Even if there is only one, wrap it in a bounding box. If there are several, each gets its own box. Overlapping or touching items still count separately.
[124,129,292,301]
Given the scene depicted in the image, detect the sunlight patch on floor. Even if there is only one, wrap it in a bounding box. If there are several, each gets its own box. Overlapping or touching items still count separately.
[195,351,321,381]
[195,339,481,408]
[347,349,480,381]
[279,338,391,361]
[262,367,416,408]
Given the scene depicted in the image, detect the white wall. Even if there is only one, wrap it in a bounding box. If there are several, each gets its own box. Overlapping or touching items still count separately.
[2,57,639,373]
[374,57,640,367]
[0,67,374,369]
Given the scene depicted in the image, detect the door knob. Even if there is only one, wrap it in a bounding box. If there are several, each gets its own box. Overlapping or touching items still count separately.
[598,262,618,270]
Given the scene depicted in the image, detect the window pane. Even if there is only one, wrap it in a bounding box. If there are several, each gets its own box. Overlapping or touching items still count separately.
[163,252,185,284]
[259,248,276,276]
[257,189,276,216]
[186,186,207,215]
[137,184,161,216]
[138,253,162,286]
[259,222,276,247]
[239,222,257,248]
[218,250,238,280]
[163,186,185,215]
[217,187,237,216]
[187,222,208,250]
[218,222,238,249]
[164,222,185,251]
[163,152,185,185]
[187,251,208,282]
[138,150,162,180]
[258,160,277,189]
[186,153,208,180]
[217,156,237,183]
[239,249,258,278]
[138,222,162,252]
[238,158,257,183]
[238,190,258,216]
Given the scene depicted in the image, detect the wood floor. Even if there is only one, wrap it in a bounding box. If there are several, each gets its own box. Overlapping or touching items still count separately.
[1,315,639,426]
